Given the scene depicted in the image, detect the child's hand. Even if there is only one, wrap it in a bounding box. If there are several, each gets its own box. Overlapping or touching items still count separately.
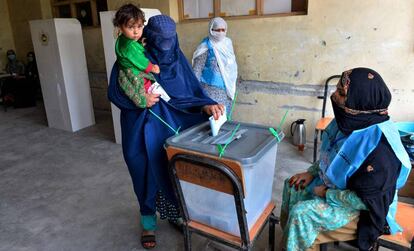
[151,64,160,74]
[145,93,160,107]
[141,37,146,47]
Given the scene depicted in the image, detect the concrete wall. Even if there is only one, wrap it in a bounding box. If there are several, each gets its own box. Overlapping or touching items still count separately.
[176,0,414,140]
[89,0,175,111]
[108,0,171,19]
[39,0,53,19]
[7,0,43,61]
[88,0,177,111]
[4,0,414,138]
[0,0,15,71]
[83,27,110,110]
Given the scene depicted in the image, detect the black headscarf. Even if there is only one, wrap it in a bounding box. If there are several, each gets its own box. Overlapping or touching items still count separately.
[331,67,391,135]
[332,68,400,250]
[25,51,38,80]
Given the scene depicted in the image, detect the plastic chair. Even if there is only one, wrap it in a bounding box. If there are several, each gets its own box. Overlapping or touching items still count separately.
[168,153,277,251]
[313,75,341,163]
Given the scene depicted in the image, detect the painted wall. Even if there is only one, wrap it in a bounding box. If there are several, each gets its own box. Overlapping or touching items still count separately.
[83,27,110,110]
[88,0,176,110]
[7,0,43,61]
[39,0,53,19]
[0,0,15,71]
[6,0,411,133]
[108,0,178,20]
[176,0,414,140]
[108,0,170,18]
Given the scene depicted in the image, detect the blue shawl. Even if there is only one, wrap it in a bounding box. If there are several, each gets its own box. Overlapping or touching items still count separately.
[311,119,410,236]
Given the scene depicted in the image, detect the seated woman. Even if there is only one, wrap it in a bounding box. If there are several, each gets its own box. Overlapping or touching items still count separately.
[280,68,411,251]
[25,52,40,93]
[108,14,224,249]
[5,49,25,76]
[2,49,33,108]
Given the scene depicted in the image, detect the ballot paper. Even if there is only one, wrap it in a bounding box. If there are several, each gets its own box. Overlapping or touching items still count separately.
[148,82,170,102]
[209,108,227,136]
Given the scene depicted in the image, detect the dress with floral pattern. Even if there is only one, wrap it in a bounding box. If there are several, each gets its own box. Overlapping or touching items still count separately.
[280,158,368,251]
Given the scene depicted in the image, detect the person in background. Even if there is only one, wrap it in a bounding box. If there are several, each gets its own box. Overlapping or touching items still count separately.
[192,17,238,115]
[113,3,160,109]
[108,14,224,249]
[5,49,25,77]
[1,50,26,107]
[280,68,411,251]
[25,52,40,94]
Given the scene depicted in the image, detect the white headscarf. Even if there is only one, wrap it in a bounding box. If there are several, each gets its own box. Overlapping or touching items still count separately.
[192,17,238,99]
[208,17,227,42]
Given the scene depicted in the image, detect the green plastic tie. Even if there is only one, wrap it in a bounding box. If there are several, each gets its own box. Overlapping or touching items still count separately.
[269,127,281,142]
[216,144,224,156]
[149,109,180,135]
[269,109,289,142]
[217,123,241,158]
[277,109,289,132]
[227,90,238,121]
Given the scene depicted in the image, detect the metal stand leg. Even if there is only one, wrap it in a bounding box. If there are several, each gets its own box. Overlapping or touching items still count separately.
[313,129,318,163]
[184,226,191,251]
[269,218,276,251]
[240,244,250,251]
[320,243,328,251]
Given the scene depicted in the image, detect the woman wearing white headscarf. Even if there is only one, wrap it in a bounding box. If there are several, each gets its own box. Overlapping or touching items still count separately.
[192,17,238,114]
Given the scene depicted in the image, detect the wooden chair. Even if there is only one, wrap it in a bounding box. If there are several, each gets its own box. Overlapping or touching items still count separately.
[320,167,414,251]
[167,151,277,251]
[319,201,414,251]
[313,75,341,163]
[375,168,414,250]
[374,202,414,251]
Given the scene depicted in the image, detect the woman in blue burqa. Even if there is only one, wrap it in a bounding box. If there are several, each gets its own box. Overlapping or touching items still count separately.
[280,68,411,251]
[108,15,224,249]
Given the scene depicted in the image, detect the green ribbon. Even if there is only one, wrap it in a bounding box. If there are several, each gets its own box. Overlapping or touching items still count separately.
[217,123,241,158]
[148,109,180,135]
[269,109,289,142]
[269,127,281,142]
[227,90,238,121]
[277,109,289,132]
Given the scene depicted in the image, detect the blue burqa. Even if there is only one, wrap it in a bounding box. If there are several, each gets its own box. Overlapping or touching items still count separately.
[108,15,216,216]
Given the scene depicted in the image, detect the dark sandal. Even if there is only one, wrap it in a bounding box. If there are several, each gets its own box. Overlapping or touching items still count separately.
[141,234,156,249]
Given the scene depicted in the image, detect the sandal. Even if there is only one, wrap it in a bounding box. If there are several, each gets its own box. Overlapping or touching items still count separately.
[141,233,156,249]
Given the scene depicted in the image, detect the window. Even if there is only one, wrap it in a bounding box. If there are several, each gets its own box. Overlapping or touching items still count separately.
[178,0,307,21]
[51,0,108,27]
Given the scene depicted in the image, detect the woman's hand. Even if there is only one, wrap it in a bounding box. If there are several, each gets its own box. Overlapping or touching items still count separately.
[313,185,328,198]
[145,93,160,108]
[203,104,225,120]
[289,171,314,190]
